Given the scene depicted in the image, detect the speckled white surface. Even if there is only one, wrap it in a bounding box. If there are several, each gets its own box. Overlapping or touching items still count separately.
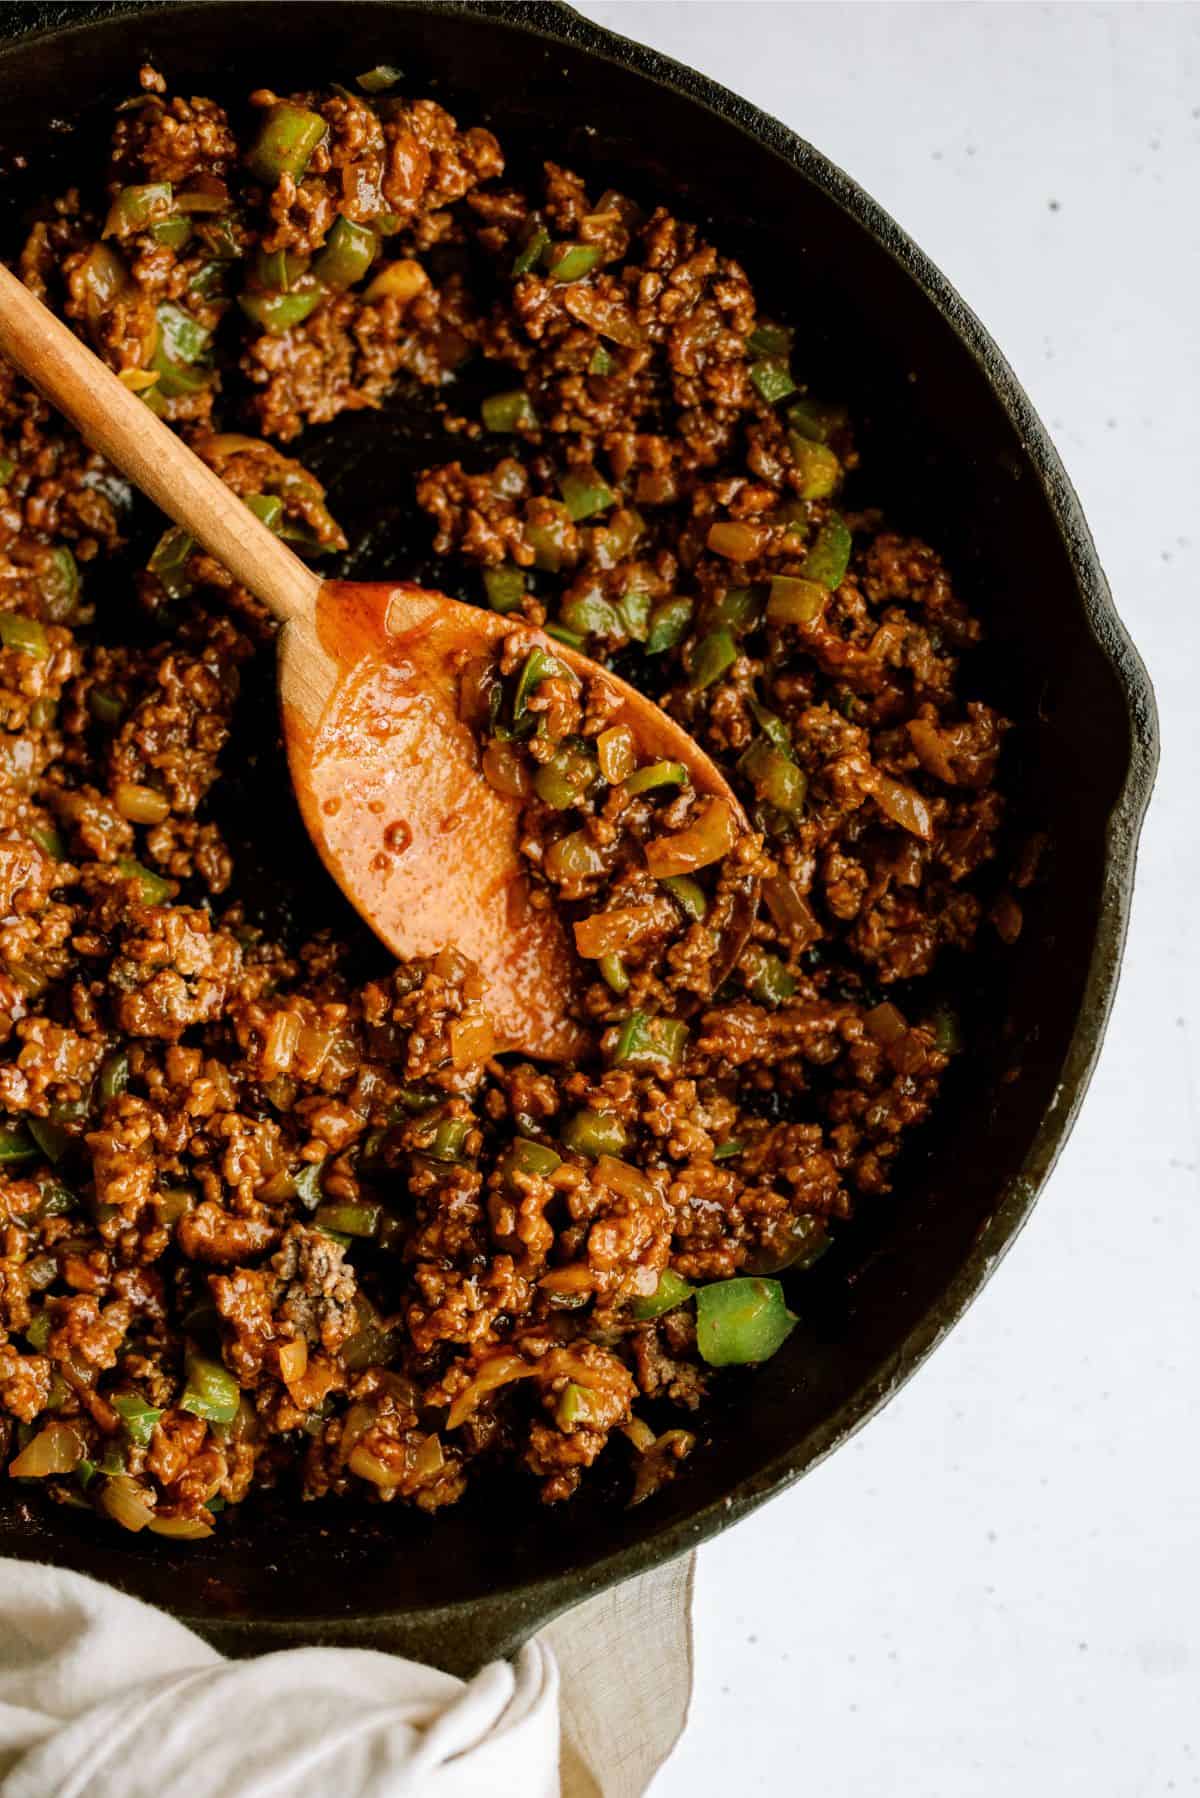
[575,5,1199,1793]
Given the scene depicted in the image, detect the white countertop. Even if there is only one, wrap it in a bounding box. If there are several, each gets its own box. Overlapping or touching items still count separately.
[576,5,1199,1792]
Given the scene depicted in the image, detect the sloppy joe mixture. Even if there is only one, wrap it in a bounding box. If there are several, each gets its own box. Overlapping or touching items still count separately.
[0,67,1017,1537]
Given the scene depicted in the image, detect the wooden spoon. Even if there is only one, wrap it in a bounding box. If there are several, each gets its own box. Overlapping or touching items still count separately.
[0,263,755,1059]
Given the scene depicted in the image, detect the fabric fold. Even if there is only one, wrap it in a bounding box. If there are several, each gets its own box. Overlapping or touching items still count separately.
[0,1559,559,1798]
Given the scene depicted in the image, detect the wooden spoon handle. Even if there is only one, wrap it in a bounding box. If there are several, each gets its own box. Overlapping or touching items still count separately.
[0,261,320,626]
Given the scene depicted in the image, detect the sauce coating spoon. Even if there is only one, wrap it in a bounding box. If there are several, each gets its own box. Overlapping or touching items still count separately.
[0,262,755,1059]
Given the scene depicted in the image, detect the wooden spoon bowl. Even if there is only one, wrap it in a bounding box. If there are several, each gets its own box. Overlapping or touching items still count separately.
[0,260,757,1058]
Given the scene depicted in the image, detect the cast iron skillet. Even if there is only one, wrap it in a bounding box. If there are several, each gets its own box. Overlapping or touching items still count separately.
[0,0,1157,1673]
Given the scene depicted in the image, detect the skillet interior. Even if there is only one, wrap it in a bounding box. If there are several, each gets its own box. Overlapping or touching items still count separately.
[0,0,1156,1671]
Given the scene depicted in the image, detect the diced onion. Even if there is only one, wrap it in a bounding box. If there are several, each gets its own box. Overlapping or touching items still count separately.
[9,1421,83,1477]
[644,798,739,880]
[869,772,933,841]
[277,1339,309,1384]
[622,1418,657,1453]
[545,829,609,884]
[147,1514,214,1539]
[446,1354,535,1430]
[364,259,427,304]
[448,1014,495,1069]
[295,1023,338,1076]
[174,186,229,214]
[113,781,170,824]
[539,1264,594,1297]
[706,521,765,561]
[411,1434,444,1481]
[482,740,530,799]
[907,719,957,785]
[118,368,161,393]
[597,725,636,784]
[594,1154,656,1204]
[762,875,819,947]
[348,1443,400,1490]
[573,904,662,960]
[863,1001,907,1045]
[262,1008,301,1076]
[99,1474,155,1532]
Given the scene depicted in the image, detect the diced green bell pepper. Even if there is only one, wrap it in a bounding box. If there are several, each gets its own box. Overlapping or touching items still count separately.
[254,246,311,292]
[750,358,796,404]
[103,181,173,237]
[246,103,327,184]
[660,875,708,921]
[787,397,847,443]
[180,1353,240,1425]
[533,746,597,811]
[501,1137,562,1188]
[695,1276,796,1365]
[560,589,621,638]
[630,1268,694,1320]
[644,597,693,655]
[616,589,650,641]
[766,574,826,625]
[425,1117,471,1162]
[689,628,737,690]
[512,226,550,277]
[483,566,526,613]
[482,389,537,432]
[545,243,601,282]
[545,625,584,650]
[0,614,48,659]
[148,525,196,600]
[312,215,378,289]
[746,323,793,357]
[238,283,325,334]
[115,858,173,905]
[0,1126,37,1164]
[526,503,572,573]
[244,493,284,532]
[561,1109,628,1159]
[558,1381,611,1427]
[739,738,807,814]
[314,1201,381,1238]
[598,954,629,994]
[623,760,689,797]
[30,824,64,860]
[27,1117,70,1163]
[113,1393,163,1448]
[800,517,852,590]
[293,1162,324,1211]
[513,645,574,721]
[789,436,841,500]
[742,945,798,1005]
[711,587,762,633]
[153,301,211,381]
[610,1011,688,1070]
[559,470,616,521]
[149,216,192,250]
[97,1050,130,1104]
[39,547,78,620]
[747,698,792,752]
[25,1311,53,1351]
